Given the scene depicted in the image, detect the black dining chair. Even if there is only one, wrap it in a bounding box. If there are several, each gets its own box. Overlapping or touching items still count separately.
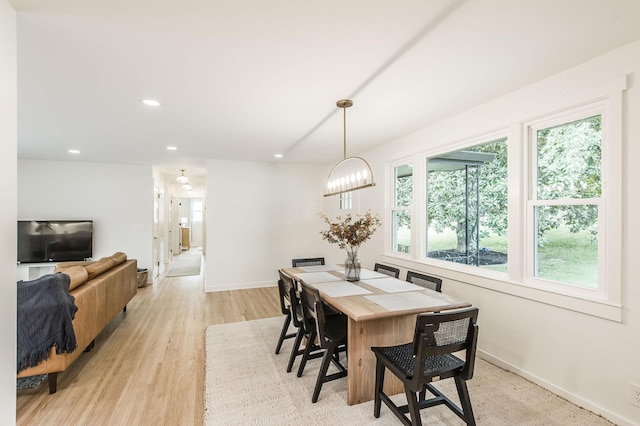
[274,276,296,355]
[374,263,400,278]
[371,307,479,426]
[278,270,323,373]
[406,271,443,292]
[298,282,348,403]
[292,257,325,267]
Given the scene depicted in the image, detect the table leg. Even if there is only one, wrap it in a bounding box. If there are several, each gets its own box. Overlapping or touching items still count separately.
[346,314,416,405]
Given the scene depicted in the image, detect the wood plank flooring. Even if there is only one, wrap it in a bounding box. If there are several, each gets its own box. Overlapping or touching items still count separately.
[16,251,281,425]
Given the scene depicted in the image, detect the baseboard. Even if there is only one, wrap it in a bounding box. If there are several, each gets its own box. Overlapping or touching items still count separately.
[477,349,634,426]
[205,280,275,292]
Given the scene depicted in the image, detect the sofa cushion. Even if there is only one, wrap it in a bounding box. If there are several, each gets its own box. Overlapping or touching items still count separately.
[109,252,127,266]
[63,266,89,290]
[55,261,91,270]
[84,258,115,280]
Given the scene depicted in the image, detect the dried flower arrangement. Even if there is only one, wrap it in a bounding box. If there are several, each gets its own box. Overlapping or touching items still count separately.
[319,211,382,252]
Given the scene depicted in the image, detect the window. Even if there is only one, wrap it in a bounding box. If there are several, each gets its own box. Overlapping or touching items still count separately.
[391,163,412,254]
[527,112,602,291]
[384,77,624,320]
[340,192,352,210]
[192,198,203,222]
[426,138,508,272]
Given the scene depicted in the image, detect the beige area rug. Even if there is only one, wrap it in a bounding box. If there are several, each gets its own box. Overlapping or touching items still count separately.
[204,317,612,425]
[166,251,201,277]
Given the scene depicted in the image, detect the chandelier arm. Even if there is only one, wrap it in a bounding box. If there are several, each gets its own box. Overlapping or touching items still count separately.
[323,156,376,197]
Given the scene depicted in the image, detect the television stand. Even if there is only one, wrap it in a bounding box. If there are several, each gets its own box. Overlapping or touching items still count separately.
[17,263,57,281]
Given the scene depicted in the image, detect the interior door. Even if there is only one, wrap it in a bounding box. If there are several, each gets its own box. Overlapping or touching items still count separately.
[152,185,163,280]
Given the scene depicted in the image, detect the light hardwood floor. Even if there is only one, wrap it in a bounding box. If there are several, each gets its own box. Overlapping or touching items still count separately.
[16,250,281,425]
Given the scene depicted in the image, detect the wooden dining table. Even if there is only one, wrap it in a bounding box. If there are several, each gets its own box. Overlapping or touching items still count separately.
[282,265,471,405]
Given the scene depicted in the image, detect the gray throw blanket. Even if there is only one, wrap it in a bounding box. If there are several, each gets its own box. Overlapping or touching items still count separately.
[17,273,78,373]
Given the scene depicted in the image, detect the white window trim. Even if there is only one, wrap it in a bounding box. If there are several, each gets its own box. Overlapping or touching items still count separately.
[339,191,353,210]
[521,99,615,301]
[384,75,626,322]
[386,158,414,257]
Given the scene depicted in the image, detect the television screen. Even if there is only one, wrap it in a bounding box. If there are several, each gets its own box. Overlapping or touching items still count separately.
[17,220,93,263]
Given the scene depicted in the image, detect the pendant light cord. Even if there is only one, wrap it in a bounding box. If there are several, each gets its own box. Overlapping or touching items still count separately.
[343,106,347,160]
[336,99,353,160]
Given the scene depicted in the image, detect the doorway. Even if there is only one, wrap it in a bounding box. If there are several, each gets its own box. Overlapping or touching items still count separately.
[177,198,204,251]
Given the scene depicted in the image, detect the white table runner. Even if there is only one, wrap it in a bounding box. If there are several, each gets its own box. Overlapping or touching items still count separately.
[360,277,424,293]
[310,281,372,297]
[295,271,343,283]
[334,269,389,280]
[364,292,449,311]
[298,264,341,273]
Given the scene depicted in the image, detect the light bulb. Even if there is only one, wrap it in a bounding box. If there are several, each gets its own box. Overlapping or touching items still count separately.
[142,99,161,107]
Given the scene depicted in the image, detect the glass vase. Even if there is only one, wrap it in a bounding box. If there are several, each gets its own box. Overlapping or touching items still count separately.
[345,248,361,282]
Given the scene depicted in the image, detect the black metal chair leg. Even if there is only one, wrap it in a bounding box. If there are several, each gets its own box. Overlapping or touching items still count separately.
[405,387,422,426]
[275,313,292,354]
[311,344,334,403]
[374,360,385,418]
[296,331,316,377]
[286,328,304,373]
[455,376,476,426]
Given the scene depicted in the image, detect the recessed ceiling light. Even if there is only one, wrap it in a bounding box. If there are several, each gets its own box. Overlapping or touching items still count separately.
[68,149,80,154]
[141,99,161,107]
[274,154,283,158]
[167,146,177,151]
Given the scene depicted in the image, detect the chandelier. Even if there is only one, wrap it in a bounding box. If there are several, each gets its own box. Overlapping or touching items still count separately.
[324,99,375,197]
[176,169,189,184]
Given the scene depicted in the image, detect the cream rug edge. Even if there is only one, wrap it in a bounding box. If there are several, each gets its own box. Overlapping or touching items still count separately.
[204,317,612,425]
[166,252,201,277]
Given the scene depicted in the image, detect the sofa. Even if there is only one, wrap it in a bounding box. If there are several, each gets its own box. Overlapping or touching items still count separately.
[17,252,137,393]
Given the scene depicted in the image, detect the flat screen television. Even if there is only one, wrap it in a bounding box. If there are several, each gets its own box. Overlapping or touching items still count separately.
[17,220,93,263]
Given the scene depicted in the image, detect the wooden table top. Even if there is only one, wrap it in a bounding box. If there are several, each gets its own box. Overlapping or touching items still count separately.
[282,265,471,321]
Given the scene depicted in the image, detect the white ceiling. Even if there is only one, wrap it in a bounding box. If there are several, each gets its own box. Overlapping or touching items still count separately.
[10,0,640,191]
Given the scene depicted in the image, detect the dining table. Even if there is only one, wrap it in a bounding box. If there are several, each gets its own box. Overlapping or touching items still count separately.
[282,264,472,405]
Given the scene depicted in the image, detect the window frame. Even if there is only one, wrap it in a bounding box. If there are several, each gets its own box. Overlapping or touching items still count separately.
[424,135,509,272]
[384,76,625,321]
[339,191,353,210]
[524,104,607,299]
[387,159,414,257]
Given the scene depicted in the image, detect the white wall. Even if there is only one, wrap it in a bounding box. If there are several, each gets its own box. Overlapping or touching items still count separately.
[0,0,17,422]
[205,160,327,291]
[354,40,640,425]
[18,160,154,271]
